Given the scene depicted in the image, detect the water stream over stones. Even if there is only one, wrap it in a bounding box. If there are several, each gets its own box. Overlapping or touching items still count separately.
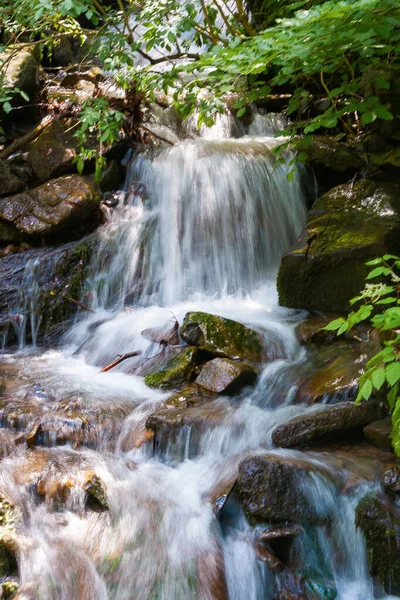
[0,114,398,599]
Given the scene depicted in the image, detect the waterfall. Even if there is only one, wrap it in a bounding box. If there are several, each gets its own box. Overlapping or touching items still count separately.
[87,135,306,310]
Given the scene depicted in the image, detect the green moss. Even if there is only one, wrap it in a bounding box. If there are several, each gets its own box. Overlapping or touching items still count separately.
[277,179,400,312]
[181,312,263,362]
[39,236,96,338]
[144,347,198,390]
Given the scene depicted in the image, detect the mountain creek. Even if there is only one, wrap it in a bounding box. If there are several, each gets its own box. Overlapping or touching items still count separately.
[0,98,400,600]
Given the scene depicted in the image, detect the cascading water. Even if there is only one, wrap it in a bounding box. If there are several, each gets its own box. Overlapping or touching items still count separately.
[0,112,397,600]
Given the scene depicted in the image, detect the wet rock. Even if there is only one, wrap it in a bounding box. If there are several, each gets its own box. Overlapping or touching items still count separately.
[0,175,101,239]
[146,400,229,432]
[238,453,331,524]
[27,121,78,182]
[0,235,96,345]
[382,464,400,495]
[272,401,383,449]
[141,319,179,346]
[363,417,392,451]
[163,384,216,409]
[295,313,340,345]
[0,382,133,450]
[1,50,39,103]
[290,341,369,405]
[355,491,400,595]
[146,399,230,456]
[181,312,264,362]
[274,569,337,600]
[255,524,302,572]
[277,179,400,312]
[196,358,257,394]
[82,473,109,511]
[20,448,109,513]
[264,336,380,407]
[144,346,198,390]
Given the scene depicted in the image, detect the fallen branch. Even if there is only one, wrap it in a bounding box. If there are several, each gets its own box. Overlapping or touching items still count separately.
[65,295,95,313]
[101,351,142,373]
[0,117,56,160]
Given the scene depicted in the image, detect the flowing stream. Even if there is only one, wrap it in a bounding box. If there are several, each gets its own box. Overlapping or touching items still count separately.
[0,113,397,600]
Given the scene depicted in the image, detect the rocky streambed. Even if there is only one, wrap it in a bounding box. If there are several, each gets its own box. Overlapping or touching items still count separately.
[0,60,400,598]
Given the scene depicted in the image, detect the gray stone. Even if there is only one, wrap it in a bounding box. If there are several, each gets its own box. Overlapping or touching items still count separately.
[196,358,257,394]
[272,401,384,448]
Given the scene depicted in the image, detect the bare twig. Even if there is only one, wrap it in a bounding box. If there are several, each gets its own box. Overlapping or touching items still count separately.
[101,351,142,372]
[65,295,95,314]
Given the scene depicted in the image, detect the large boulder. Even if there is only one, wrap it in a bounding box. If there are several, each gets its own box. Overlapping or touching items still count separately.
[1,49,39,103]
[180,312,264,362]
[27,121,78,183]
[272,401,384,449]
[196,358,257,394]
[277,179,400,312]
[356,491,400,595]
[237,453,331,525]
[0,175,101,239]
[261,337,379,407]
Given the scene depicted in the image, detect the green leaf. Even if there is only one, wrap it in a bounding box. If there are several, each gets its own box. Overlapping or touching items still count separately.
[359,379,373,401]
[365,257,383,266]
[371,367,385,391]
[386,362,400,387]
[322,317,346,331]
[76,158,84,174]
[366,266,391,279]
[387,383,399,411]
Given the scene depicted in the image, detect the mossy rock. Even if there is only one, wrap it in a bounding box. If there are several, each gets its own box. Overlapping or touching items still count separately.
[355,491,400,595]
[277,179,400,312]
[38,236,96,340]
[180,312,263,362]
[0,235,96,346]
[144,347,198,390]
[1,49,39,102]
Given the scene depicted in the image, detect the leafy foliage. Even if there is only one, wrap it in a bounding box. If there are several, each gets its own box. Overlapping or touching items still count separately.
[73,97,125,181]
[324,256,400,454]
[1,0,399,166]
